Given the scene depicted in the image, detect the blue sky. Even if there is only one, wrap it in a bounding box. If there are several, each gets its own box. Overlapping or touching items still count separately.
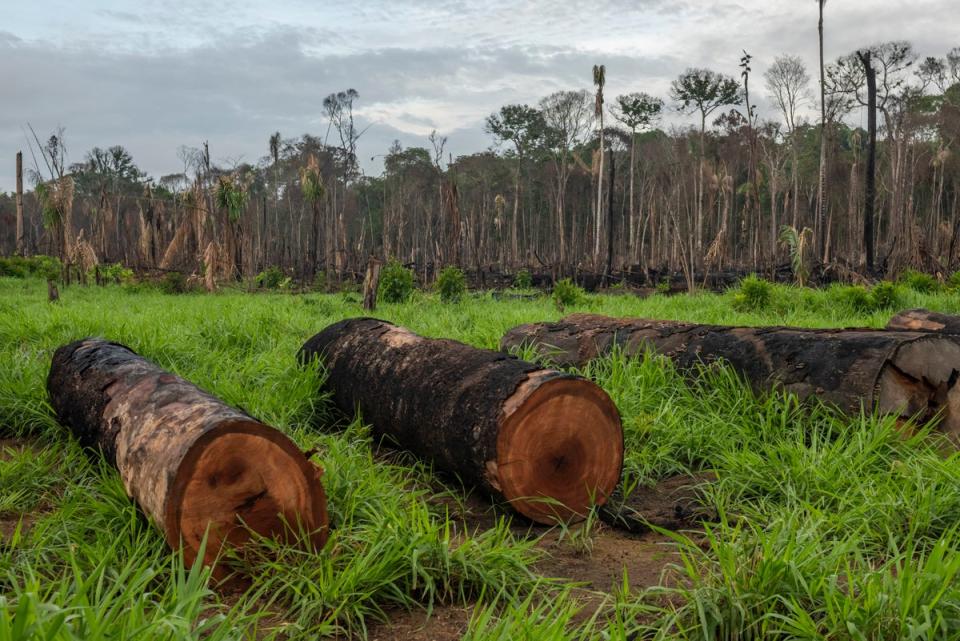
[2,0,956,190]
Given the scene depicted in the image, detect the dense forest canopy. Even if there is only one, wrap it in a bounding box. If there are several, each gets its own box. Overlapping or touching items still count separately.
[4,42,960,287]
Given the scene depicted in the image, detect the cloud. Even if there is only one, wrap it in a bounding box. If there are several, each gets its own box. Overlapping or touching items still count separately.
[1,1,956,191]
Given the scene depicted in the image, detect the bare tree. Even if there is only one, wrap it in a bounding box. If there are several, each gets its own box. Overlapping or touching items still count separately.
[485,105,546,267]
[593,64,606,265]
[539,90,594,270]
[671,68,741,262]
[612,92,663,265]
[765,54,811,237]
[816,0,828,262]
[15,152,25,256]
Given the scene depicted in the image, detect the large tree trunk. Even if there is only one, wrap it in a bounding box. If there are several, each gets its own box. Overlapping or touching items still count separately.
[501,314,960,439]
[299,318,623,524]
[887,309,960,335]
[47,339,328,576]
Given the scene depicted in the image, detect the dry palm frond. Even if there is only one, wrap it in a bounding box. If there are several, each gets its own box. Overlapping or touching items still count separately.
[138,207,152,263]
[203,241,219,292]
[705,226,728,267]
[36,175,75,231]
[67,230,98,275]
[160,217,193,270]
[493,194,506,229]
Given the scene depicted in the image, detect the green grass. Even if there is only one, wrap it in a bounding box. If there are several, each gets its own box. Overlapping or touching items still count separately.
[4,277,960,638]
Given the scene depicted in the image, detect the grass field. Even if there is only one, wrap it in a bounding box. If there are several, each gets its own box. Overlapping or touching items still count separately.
[4,277,960,639]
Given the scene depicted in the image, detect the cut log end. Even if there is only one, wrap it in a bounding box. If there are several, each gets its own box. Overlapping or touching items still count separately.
[166,420,328,574]
[496,376,623,524]
[877,337,960,441]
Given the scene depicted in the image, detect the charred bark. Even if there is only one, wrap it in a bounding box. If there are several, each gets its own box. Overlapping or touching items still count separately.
[47,339,328,576]
[501,314,960,440]
[299,318,623,523]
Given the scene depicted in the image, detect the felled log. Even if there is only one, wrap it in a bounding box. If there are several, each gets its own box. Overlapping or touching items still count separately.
[887,309,960,334]
[299,318,623,524]
[48,338,328,575]
[501,313,960,439]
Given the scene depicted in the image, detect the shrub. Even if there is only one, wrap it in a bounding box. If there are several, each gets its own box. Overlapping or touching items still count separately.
[899,269,940,293]
[0,256,29,278]
[312,270,330,292]
[379,260,415,303]
[827,281,904,313]
[732,274,773,312]
[948,271,960,291]
[0,255,61,280]
[436,266,466,302]
[869,281,904,310]
[159,271,189,294]
[828,284,873,313]
[655,278,671,295]
[513,269,533,289]
[552,278,584,307]
[255,266,286,289]
[93,263,134,284]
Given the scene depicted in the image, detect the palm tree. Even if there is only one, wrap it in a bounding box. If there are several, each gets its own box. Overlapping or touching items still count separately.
[214,173,250,279]
[592,64,606,264]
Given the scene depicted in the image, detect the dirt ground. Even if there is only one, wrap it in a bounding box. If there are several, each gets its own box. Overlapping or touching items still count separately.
[362,474,708,641]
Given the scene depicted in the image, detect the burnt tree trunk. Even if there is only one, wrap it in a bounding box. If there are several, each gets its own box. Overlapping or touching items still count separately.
[501,314,960,440]
[299,318,623,524]
[47,339,328,576]
[362,257,382,311]
[858,50,877,273]
[887,309,960,335]
[15,151,24,256]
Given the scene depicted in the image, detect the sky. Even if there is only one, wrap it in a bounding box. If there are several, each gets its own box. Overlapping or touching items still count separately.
[2,0,957,192]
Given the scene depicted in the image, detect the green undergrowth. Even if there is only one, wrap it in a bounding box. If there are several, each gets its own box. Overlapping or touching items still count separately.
[3,277,960,638]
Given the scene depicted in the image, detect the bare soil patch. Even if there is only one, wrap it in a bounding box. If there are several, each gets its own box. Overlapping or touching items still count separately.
[365,604,472,641]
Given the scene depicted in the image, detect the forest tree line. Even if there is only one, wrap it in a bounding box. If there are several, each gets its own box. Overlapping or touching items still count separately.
[3,41,960,289]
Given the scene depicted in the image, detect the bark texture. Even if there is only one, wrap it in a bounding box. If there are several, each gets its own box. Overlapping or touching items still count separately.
[48,338,328,575]
[501,313,960,439]
[887,309,960,335]
[299,318,623,523]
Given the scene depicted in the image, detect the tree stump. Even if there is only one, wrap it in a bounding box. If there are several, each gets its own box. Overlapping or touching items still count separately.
[362,257,382,311]
[887,309,960,334]
[47,338,328,576]
[299,318,623,524]
[501,313,960,439]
